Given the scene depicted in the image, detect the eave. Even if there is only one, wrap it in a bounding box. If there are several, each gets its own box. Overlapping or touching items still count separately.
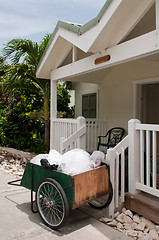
[36,0,155,80]
[50,30,159,83]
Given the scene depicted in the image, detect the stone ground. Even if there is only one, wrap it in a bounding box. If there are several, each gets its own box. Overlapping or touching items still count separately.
[0,147,159,240]
[100,208,159,240]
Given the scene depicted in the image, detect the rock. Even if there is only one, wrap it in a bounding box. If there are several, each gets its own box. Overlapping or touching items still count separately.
[114,211,120,218]
[117,222,124,230]
[138,232,148,240]
[133,214,141,224]
[148,229,159,240]
[156,225,159,231]
[125,229,138,237]
[99,217,113,223]
[0,157,5,163]
[122,208,127,214]
[1,161,6,165]
[12,167,17,172]
[116,213,133,224]
[140,217,156,230]
[124,223,134,230]
[116,213,125,223]
[134,222,146,232]
[107,219,118,227]
[124,215,133,224]
[117,228,126,233]
[125,209,133,219]
[144,228,150,233]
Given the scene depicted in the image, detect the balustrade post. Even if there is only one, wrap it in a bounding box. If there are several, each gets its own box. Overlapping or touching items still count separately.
[107,148,115,218]
[60,137,65,154]
[50,80,57,150]
[77,116,86,150]
[128,119,141,194]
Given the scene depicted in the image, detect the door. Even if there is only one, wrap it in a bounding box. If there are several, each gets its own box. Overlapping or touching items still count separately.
[141,83,159,124]
[82,93,96,118]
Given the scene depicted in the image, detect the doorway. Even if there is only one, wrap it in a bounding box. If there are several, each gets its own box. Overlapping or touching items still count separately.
[141,83,159,124]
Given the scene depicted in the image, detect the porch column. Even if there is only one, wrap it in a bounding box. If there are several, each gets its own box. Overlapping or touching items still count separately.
[50,79,57,149]
[72,45,77,63]
[156,0,159,29]
[128,119,141,194]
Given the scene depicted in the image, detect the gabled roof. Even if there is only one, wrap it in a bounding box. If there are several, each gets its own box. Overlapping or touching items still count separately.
[36,0,155,79]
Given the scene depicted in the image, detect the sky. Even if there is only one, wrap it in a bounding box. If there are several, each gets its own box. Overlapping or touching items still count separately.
[0,0,106,54]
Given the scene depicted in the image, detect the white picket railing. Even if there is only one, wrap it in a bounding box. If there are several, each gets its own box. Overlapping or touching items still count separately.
[60,124,86,154]
[107,135,129,217]
[129,120,159,197]
[107,119,159,218]
[86,119,106,152]
[51,117,79,153]
[51,117,106,153]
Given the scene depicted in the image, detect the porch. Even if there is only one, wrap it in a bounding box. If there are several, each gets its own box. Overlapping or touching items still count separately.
[51,117,159,224]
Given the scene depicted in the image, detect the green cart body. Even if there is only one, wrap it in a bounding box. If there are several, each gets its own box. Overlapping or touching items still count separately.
[20,162,112,229]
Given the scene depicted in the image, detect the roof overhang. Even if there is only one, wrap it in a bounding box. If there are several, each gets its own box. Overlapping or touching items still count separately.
[51,30,159,83]
[36,0,155,80]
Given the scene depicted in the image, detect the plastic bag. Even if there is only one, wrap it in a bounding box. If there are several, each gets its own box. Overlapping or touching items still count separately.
[48,149,61,165]
[30,149,105,175]
[30,154,49,166]
[89,151,105,168]
[58,148,90,175]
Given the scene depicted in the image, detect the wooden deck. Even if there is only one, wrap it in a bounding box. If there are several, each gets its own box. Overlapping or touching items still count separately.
[125,192,159,224]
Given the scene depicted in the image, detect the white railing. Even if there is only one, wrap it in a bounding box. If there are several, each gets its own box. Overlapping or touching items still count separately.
[51,116,86,154]
[107,119,159,218]
[86,119,106,152]
[51,117,106,153]
[51,118,78,152]
[107,135,129,218]
[129,119,159,197]
[61,124,86,154]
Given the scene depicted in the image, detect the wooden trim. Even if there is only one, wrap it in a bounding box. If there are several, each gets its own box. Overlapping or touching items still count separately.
[125,192,159,224]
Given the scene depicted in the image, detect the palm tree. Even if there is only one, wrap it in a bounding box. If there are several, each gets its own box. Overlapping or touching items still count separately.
[0,56,9,78]
[2,35,51,148]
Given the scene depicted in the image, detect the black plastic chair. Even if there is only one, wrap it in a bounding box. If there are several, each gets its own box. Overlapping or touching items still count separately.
[97,127,125,150]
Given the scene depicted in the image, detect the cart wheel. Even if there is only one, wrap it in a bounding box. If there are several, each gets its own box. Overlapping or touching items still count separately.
[88,180,113,209]
[36,178,69,230]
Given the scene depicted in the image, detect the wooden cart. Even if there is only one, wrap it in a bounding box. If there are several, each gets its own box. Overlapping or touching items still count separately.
[20,162,113,230]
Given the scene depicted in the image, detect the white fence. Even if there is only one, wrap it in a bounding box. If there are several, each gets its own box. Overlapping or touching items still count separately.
[51,117,81,153]
[107,119,159,217]
[51,116,86,154]
[60,117,86,154]
[51,117,106,153]
[129,119,159,197]
[86,119,106,152]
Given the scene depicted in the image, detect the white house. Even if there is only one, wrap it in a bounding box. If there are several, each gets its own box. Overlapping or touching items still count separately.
[36,0,159,223]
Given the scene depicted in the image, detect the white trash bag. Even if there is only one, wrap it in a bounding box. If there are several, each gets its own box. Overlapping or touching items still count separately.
[58,148,90,175]
[30,154,49,166]
[89,151,105,168]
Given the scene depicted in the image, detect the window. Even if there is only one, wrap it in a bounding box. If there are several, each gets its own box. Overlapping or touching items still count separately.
[82,93,96,118]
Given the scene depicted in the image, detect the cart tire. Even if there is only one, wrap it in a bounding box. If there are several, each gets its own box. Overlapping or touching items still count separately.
[88,180,113,209]
[36,178,69,230]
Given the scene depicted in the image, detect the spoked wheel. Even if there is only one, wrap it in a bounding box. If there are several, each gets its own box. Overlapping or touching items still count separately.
[88,180,113,209]
[36,178,69,230]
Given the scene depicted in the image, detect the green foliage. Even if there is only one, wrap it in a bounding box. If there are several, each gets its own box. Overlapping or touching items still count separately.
[0,89,46,153]
[57,82,72,118]
[0,34,74,152]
